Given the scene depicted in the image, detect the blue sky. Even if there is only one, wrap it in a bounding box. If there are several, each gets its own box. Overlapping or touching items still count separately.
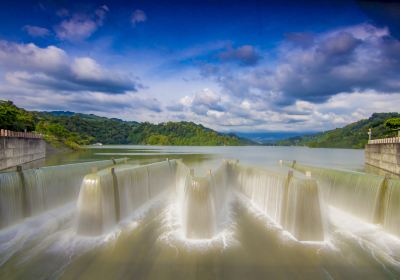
[0,0,400,132]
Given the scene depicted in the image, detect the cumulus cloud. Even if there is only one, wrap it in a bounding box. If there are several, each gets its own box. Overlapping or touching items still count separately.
[0,86,161,117]
[131,9,147,26]
[54,5,109,41]
[218,45,261,66]
[164,87,400,132]
[0,40,138,93]
[205,24,400,107]
[23,25,51,37]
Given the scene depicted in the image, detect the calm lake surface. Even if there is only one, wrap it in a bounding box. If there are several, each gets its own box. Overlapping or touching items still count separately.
[2,145,400,280]
[45,145,365,174]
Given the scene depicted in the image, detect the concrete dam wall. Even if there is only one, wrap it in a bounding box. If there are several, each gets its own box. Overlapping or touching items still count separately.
[0,130,46,170]
[365,140,400,176]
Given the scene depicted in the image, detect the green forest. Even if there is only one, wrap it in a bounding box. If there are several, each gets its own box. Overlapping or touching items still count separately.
[0,100,250,148]
[277,112,400,149]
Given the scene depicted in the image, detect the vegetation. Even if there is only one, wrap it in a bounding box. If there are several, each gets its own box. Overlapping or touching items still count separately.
[0,101,92,149]
[0,100,251,148]
[128,122,249,145]
[384,118,400,132]
[0,100,36,131]
[39,112,137,144]
[277,112,400,149]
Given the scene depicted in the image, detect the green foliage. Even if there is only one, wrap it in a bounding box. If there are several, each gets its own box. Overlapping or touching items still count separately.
[1,100,250,147]
[384,118,400,131]
[39,113,136,144]
[35,120,93,150]
[128,121,246,145]
[278,112,400,149]
[0,101,35,131]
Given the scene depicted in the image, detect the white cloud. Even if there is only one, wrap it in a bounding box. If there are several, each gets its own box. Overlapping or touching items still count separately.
[23,25,51,37]
[131,10,147,26]
[0,40,138,93]
[54,5,109,41]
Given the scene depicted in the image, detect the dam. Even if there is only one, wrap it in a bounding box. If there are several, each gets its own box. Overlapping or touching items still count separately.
[0,129,45,170]
[1,149,400,279]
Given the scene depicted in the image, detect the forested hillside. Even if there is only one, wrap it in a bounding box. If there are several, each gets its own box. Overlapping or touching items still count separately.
[129,122,251,145]
[0,101,251,148]
[277,113,400,149]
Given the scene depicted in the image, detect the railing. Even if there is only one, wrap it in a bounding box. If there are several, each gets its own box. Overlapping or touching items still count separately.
[0,129,43,139]
[368,137,400,144]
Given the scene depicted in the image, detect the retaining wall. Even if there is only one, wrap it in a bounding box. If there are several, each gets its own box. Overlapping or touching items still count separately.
[0,136,46,170]
[365,143,400,175]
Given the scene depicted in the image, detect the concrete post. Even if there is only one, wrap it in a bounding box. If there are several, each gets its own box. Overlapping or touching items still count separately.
[111,167,120,222]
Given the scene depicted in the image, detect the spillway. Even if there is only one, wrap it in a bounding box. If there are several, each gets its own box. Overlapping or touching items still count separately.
[77,159,177,235]
[230,162,325,241]
[288,161,400,237]
[177,161,230,239]
[75,160,325,241]
[3,148,400,279]
[3,155,400,279]
[0,158,127,229]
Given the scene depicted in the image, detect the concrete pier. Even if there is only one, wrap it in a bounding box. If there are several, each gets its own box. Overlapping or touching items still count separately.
[365,137,400,175]
[0,129,46,170]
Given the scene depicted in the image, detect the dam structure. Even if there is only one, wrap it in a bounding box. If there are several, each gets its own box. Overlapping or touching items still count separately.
[2,157,400,278]
[0,129,45,170]
[75,159,325,241]
[288,161,400,237]
[365,136,400,176]
[0,158,127,229]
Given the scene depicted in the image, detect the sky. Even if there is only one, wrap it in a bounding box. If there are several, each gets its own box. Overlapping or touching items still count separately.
[0,0,400,132]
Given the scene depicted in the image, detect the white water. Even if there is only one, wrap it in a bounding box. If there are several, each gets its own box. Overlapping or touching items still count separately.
[76,160,176,235]
[0,159,126,229]
[290,162,400,237]
[2,148,400,279]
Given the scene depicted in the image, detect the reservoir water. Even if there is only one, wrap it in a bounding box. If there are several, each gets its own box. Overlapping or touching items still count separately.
[1,145,400,280]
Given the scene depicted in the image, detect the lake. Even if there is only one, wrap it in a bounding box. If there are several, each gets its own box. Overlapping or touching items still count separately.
[44,145,365,174]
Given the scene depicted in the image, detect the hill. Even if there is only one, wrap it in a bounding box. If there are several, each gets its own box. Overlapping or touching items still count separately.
[235,131,313,144]
[0,100,252,148]
[38,111,139,144]
[277,112,400,149]
[129,122,253,146]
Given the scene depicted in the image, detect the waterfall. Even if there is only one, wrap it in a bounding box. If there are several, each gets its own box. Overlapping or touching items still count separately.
[76,160,177,235]
[182,176,217,239]
[288,161,400,238]
[381,178,400,236]
[231,163,325,241]
[177,161,231,239]
[233,165,287,223]
[0,172,23,228]
[288,162,385,223]
[0,158,126,230]
[284,176,325,241]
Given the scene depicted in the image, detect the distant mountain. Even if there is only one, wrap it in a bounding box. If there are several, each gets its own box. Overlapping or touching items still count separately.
[277,112,400,149]
[46,111,76,117]
[235,131,313,144]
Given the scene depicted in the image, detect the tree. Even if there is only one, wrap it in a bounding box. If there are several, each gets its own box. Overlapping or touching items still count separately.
[384,118,400,136]
[0,100,35,131]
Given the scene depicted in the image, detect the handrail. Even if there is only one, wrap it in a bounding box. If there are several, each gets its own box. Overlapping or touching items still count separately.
[0,129,43,139]
[368,137,400,144]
